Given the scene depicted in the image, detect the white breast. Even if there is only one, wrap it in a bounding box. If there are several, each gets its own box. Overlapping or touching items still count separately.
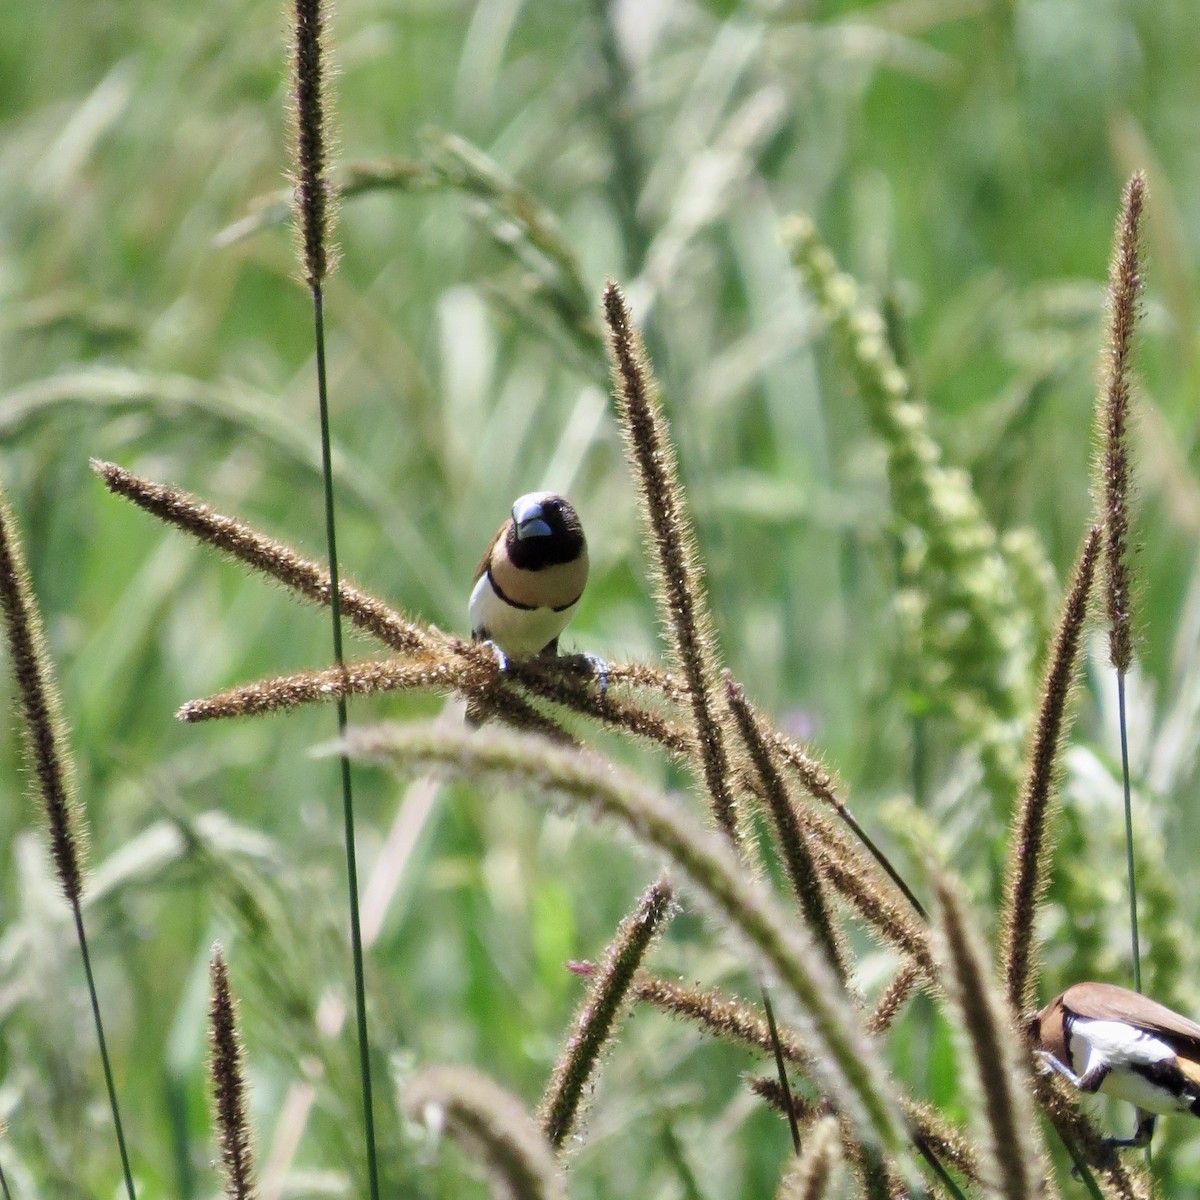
[469,573,577,660]
[1070,1018,1191,1116]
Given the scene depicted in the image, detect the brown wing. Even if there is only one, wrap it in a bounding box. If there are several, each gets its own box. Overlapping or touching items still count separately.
[473,521,509,586]
[1063,982,1200,1057]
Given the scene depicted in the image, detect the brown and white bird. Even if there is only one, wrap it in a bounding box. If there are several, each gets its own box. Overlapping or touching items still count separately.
[1030,982,1200,1148]
[470,492,589,665]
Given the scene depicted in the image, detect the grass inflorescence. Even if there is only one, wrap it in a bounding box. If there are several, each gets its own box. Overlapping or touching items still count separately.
[1,1,1182,1185]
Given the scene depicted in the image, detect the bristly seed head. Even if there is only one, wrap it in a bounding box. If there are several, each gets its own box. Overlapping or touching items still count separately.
[1098,171,1146,675]
[601,281,740,848]
[538,878,675,1149]
[209,944,258,1200]
[1001,526,1100,1012]
[0,492,85,905]
[288,0,338,287]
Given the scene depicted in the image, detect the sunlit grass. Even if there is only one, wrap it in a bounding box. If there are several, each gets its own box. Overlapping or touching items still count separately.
[2,0,1200,1193]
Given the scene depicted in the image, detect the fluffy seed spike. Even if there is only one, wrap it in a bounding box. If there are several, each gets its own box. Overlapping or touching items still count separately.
[405,1066,566,1200]
[1098,172,1145,675]
[1000,527,1101,1011]
[338,720,912,1168]
[0,491,85,903]
[92,460,429,654]
[934,874,1044,1200]
[287,0,338,286]
[776,1115,842,1200]
[725,675,848,985]
[209,944,258,1200]
[864,960,922,1036]
[602,281,740,846]
[538,879,675,1149]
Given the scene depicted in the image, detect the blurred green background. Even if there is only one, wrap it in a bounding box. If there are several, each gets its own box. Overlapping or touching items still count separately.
[2,0,1200,1194]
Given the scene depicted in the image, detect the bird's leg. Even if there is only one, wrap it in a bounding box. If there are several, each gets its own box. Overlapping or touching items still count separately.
[583,654,608,698]
[483,639,510,674]
[538,643,608,699]
[1036,1051,1109,1093]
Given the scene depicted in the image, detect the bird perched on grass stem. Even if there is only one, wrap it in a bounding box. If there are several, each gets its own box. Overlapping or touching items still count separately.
[470,492,589,663]
[1029,981,1200,1149]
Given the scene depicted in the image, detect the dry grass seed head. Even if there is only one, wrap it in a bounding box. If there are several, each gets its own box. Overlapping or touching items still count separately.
[776,1115,842,1200]
[287,0,339,285]
[935,873,1043,1200]
[538,879,675,1150]
[0,492,86,904]
[405,1065,566,1200]
[601,281,740,846]
[209,944,258,1200]
[1000,527,1100,1012]
[92,460,430,654]
[1097,172,1146,675]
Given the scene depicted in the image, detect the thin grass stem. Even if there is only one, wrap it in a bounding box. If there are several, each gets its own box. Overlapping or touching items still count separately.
[0,1157,9,1200]
[660,1122,708,1200]
[1117,674,1140,994]
[74,905,138,1200]
[290,0,376,1172]
[912,1136,969,1200]
[762,985,802,1155]
[1052,1129,1108,1200]
[311,288,380,1200]
[0,494,137,1200]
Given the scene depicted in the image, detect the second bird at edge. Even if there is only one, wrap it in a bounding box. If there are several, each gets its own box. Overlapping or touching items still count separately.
[1030,980,1200,1149]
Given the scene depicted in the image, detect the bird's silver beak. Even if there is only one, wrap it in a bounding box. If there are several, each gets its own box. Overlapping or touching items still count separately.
[513,499,551,540]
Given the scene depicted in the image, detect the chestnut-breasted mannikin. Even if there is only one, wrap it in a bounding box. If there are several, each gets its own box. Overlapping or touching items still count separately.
[470,492,589,664]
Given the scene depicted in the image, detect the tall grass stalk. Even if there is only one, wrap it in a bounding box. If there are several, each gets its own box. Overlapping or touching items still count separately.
[288,0,379,1193]
[603,281,810,1147]
[1096,173,1146,997]
[0,494,137,1200]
